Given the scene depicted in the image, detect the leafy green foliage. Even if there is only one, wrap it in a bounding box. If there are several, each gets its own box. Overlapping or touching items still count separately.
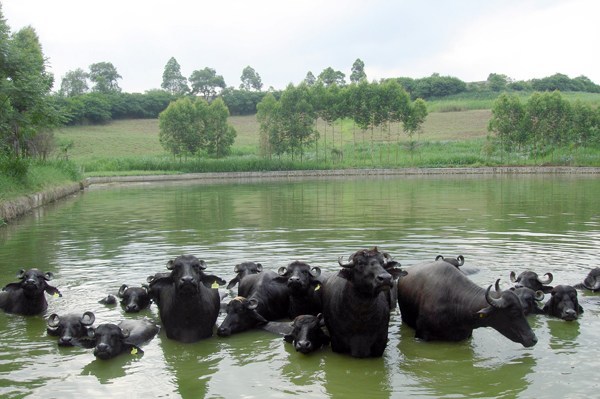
[350,58,367,84]
[88,62,122,93]
[161,57,188,95]
[189,67,226,100]
[239,66,263,91]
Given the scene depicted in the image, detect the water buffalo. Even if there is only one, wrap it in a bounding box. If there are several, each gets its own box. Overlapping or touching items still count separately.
[46,311,96,347]
[99,284,152,313]
[0,269,61,315]
[322,247,405,358]
[283,313,330,354]
[226,261,263,289]
[276,261,326,318]
[217,270,290,337]
[398,260,537,347]
[510,270,554,293]
[495,280,545,316]
[147,255,225,343]
[435,254,465,268]
[88,319,160,360]
[543,285,583,321]
[574,267,600,292]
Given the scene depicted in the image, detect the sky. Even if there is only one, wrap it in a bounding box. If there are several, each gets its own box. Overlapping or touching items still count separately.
[2,0,599,93]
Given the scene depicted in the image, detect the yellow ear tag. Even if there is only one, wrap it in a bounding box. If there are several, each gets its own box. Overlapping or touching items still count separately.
[479,313,485,318]
[53,293,60,298]
[130,347,138,355]
[211,282,219,289]
[314,284,321,291]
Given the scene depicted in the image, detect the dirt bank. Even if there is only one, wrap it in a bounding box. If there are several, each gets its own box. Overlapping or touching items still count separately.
[2,167,599,224]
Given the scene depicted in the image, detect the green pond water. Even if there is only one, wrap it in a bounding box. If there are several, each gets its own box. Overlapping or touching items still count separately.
[0,174,599,398]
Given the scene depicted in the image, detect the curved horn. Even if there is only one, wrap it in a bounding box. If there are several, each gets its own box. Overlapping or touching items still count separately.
[538,272,553,285]
[44,272,54,281]
[435,255,444,261]
[247,298,259,310]
[255,263,263,272]
[278,266,288,276]
[118,284,128,297]
[534,290,545,301]
[17,269,26,279]
[494,278,501,292]
[485,284,505,309]
[310,267,321,278]
[198,260,207,270]
[509,271,517,283]
[81,311,95,326]
[47,314,61,328]
[456,255,465,266]
[166,260,175,270]
[338,256,355,268]
[234,264,241,273]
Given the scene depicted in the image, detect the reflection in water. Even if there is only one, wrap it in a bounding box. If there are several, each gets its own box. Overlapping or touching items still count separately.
[397,324,536,398]
[0,174,599,397]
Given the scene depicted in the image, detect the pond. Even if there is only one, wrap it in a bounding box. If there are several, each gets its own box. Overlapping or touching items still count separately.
[1,173,599,398]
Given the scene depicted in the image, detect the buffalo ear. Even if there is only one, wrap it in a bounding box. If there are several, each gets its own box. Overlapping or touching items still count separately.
[310,267,321,278]
[338,269,353,281]
[389,268,407,279]
[44,272,54,281]
[87,328,96,339]
[278,266,288,276]
[120,328,131,339]
[45,285,62,297]
[256,263,263,272]
[476,306,494,319]
[118,284,128,297]
[166,260,175,270]
[16,269,26,279]
[541,286,554,294]
[201,275,226,289]
[226,277,239,290]
[81,311,95,326]
[283,334,294,343]
[247,298,259,310]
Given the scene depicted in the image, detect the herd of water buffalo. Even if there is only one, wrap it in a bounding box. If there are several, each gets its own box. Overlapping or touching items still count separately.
[1,247,599,360]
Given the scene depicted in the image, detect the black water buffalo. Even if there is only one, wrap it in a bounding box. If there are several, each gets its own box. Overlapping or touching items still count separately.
[283,313,330,354]
[217,270,290,337]
[397,260,537,347]
[574,267,600,292]
[99,284,152,313]
[510,270,554,293]
[47,311,96,347]
[435,254,465,268]
[147,255,225,343]
[226,261,263,289]
[543,285,583,321]
[88,319,160,360]
[510,287,546,316]
[276,261,326,318]
[0,269,61,315]
[322,247,405,358]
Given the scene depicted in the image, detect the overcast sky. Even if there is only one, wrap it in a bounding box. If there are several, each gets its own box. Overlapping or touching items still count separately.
[2,0,599,93]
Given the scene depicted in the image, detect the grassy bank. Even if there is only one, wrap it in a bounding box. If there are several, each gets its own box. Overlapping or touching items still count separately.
[0,159,82,204]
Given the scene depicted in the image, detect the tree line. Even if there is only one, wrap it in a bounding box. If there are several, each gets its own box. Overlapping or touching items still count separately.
[488,91,600,158]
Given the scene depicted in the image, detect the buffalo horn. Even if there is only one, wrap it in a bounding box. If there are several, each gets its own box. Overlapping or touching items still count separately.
[198,260,207,270]
[278,266,288,276]
[47,314,61,328]
[166,260,175,270]
[310,267,321,277]
[435,255,444,261]
[256,263,263,272]
[44,272,54,281]
[485,284,505,309]
[456,255,465,266]
[234,264,240,273]
[538,272,553,284]
[534,291,545,301]
[81,311,95,326]
[509,271,517,283]
[17,269,26,279]
[338,256,354,268]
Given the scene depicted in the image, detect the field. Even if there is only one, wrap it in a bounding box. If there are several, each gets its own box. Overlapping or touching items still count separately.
[56,110,493,163]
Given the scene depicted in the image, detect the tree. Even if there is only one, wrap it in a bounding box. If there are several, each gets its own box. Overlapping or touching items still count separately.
[350,58,367,84]
[488,93,526,151]
[318,67,346,87]
[161,57,188,96]
[277,83,317,160]
[239,66,263,91]
[256,92,281,157]
[487,73,509,92]
[189,67,226,100]
[158,97,204,158]
[59,68,89,97]
[304,71,316,86]
[88,62,122,93]
[205,98,237,157]
[1,25,61,158]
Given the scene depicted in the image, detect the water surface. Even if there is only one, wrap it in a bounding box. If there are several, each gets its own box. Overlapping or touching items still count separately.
[1,174,599,398]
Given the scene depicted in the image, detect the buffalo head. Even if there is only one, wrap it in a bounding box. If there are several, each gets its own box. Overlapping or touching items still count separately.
[118,284,151,313]
[217,296,268,337]
[277,261,321,295]
[47,311,95,347]
[284,313,330,354]
[337,247,405,296]
[510,270,553,293]
[227,262,263,290]
[543,285,583,321]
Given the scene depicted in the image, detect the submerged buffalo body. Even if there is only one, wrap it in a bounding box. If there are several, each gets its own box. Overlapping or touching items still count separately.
[543,285,583,321]
[510,270,554,293]
[276,261,326,318]
[148,255,225,343]
[0,269,61,315]
[322,247,405,358]
[217,271,290,337]
[398,260,537,347]
[88,319,160,360]
[47,311,95,347]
